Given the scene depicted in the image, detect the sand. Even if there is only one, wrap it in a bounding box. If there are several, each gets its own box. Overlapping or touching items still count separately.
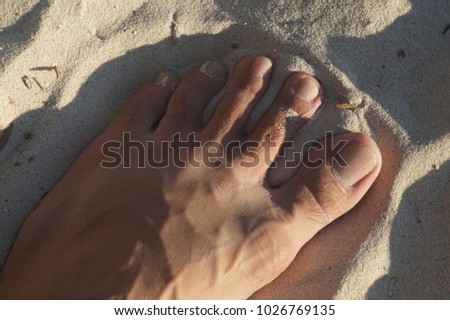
[1,0,449,299]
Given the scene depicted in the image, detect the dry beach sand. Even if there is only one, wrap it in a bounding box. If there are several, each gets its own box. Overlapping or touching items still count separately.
[1,0,449,299]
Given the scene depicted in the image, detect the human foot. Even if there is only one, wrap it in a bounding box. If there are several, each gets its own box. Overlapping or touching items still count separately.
[0,55,381,299]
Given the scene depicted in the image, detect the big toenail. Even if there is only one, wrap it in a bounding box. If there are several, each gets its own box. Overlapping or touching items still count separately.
[292,76,320,102]
[250,56,272,78]
[156,71,170,87]
[333,141,377,186]
[200,60,226,80]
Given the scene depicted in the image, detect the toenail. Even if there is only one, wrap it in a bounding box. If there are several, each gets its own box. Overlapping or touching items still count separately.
[200,60,226,80]
[292,76,320,102]
[332,141,377,187]
[250,56,272,78]
[155,71,170,87]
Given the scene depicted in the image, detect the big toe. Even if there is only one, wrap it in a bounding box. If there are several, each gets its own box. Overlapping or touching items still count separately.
[275,132,382,244]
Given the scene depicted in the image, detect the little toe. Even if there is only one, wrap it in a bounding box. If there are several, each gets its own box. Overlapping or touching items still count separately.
[118,71,179,132]
[275,133,381,245]
[240,72,323,177]
[201,55,273,143]
[155,60,228,136]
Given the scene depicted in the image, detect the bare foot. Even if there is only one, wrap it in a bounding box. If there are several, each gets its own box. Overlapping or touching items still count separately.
[0,55,381,299]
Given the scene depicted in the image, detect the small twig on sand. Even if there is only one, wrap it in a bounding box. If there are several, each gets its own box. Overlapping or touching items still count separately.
[53,66,60,78]
[31,77,45,91]
[30,66,61,78]
[170,12,179,45]
[21,76,32,89]
[8,96,14,104]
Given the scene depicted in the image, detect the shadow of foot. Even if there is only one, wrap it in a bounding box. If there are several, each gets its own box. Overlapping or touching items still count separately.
[367,159,450,299]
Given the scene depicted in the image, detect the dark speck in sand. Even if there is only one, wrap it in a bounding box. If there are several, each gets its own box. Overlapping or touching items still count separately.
[23,132,32,140]
[397,49,406,59]
[231,43,239,49]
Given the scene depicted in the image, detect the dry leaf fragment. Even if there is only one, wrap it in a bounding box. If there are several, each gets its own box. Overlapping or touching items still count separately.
[336,103,361,109]
[336,92,363,109]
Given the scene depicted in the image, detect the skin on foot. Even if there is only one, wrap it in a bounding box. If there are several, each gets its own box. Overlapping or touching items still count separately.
[0,55,381,299]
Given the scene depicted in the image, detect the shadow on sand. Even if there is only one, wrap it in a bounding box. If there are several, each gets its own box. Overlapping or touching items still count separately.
[1,0,449,298]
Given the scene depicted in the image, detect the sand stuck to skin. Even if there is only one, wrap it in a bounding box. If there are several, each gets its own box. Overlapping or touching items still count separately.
[1,0,449,299]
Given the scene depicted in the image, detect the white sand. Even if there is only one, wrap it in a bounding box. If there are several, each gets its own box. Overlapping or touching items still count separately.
[1,0,449,299]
